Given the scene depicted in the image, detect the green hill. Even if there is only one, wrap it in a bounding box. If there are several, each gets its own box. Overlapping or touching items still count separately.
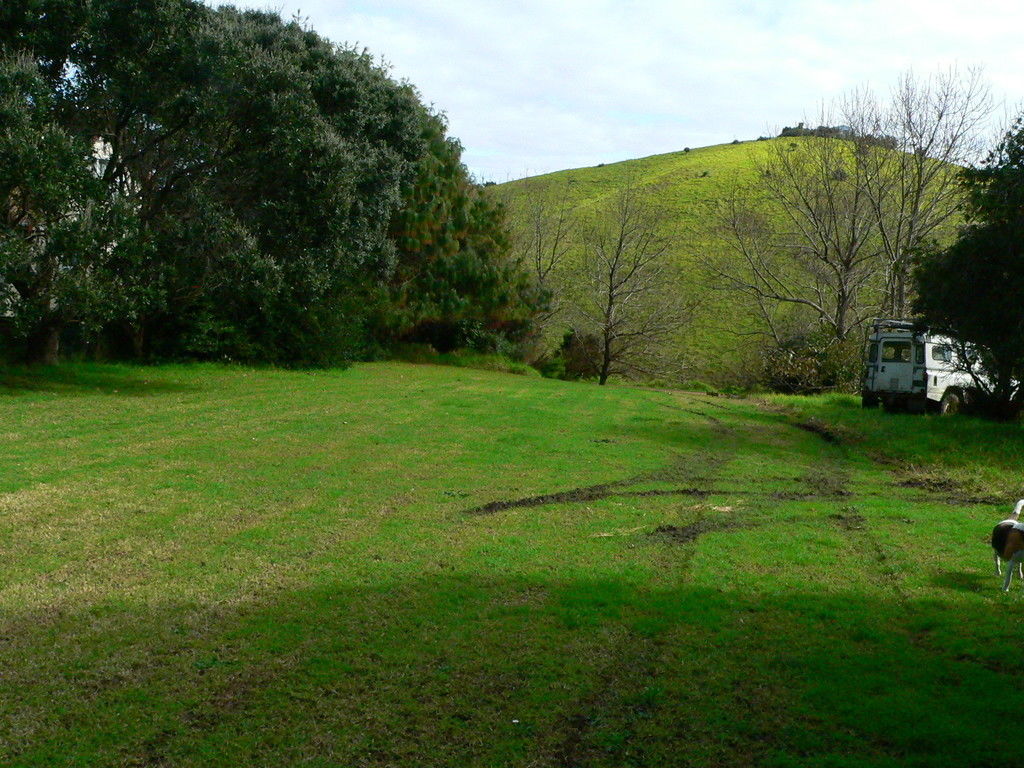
[493,140,786,383]
[497,140,772,219]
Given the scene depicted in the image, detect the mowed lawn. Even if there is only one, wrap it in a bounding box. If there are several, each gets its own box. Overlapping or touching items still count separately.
[2,363,1023,767]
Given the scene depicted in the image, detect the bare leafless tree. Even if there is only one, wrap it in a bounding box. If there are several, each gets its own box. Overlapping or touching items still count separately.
[503,183,578,329]
[709,133,884,344]
[843,67,992,316]
[707,67,992,352]
[574,179,693,384]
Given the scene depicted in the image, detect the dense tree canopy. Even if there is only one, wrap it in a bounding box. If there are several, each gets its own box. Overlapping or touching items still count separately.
[0,0,539,364]
[915,116,1024,418]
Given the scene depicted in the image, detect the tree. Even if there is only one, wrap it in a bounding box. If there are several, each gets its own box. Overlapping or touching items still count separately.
[573,179,692,385]
[704,68,992,392]
[384,115,543,353]
[845,68,992,317]
[710,134,883,345]
[915,116,1024,419]
[1,0,537,366]
[501,182,577,330]
[0,54,119,363]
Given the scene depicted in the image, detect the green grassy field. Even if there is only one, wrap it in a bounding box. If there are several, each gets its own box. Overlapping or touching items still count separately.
[3,362,1023,766]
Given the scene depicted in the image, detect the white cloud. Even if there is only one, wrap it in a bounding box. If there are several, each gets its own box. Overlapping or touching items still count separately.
[224,0,1024,180]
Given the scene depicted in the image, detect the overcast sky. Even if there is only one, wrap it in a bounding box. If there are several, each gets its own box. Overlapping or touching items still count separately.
[225,0,1024,181]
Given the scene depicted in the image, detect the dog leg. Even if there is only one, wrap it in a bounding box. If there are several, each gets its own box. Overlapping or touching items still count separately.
[996,552,1003,576]
[1004,553,1024,592]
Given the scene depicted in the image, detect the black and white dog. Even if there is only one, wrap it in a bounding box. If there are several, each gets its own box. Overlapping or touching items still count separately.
[992,500,1024,591]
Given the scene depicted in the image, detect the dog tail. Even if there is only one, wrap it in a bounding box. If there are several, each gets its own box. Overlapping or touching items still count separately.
[1012,499,1024,521]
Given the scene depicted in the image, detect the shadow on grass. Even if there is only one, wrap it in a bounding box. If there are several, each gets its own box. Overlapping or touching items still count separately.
[2,574,1021,767]
[931,569,989,593]
[0,364,196,397]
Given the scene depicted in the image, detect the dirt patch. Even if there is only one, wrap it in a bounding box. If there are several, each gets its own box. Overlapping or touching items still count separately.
[803,468,851,498]
[465,480,629,515]
[678,407,723,423]
[643,452,727,485]
[649,519,751,544]
[954,495,1004,506]
[795,418,843,444]
[627,488,711,499]
[894,472,1003,506]
[830,510,867,531]
[466,483,714,515]
[467,452,727,515]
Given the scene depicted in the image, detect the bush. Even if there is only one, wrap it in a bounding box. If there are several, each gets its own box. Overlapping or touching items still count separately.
[534,354,567,380]
[437,350,539,376]
[390,343,538,376]
[531,331,600,381]
[761,333,862,394]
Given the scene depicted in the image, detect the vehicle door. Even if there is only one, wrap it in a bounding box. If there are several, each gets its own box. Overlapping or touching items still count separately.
[878,337,916,392]
[864,339,880,391]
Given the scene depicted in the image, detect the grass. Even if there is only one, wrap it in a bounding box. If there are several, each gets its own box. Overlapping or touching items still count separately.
[3,362,1024,766]
[388,344,541,376]
[493,140,783,381]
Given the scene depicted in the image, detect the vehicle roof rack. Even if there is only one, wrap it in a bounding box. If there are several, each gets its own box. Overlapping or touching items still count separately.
[871,318,927,333]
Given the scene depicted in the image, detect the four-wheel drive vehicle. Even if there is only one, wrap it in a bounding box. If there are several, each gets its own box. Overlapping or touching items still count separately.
[861,319,979,413]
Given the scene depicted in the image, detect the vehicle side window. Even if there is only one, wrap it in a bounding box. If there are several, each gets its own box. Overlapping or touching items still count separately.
[868,342,878,363]
[915,344,924,364]
[930,345,952,363]
[881,341,911,362]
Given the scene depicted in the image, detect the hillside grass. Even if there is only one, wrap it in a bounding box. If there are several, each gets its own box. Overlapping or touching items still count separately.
[3,362,1024,766]
[494,140,783,381]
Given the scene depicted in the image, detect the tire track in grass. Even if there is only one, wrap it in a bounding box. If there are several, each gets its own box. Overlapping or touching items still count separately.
[830,506,910,604]
[466,395,736,517]
[537,405,741,767]
[540,398,883,765]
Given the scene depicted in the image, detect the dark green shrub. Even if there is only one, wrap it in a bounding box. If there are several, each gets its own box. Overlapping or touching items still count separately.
[761,332,862,394]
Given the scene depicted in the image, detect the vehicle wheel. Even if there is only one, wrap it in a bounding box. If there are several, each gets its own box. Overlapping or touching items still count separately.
[940,389,961,416]
[861,393,879,408]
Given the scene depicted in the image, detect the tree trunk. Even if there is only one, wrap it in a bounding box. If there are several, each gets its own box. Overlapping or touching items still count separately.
[894,269,908,318]
[130,323,146,359]
[598,333,612,385]
[28,320,61,365]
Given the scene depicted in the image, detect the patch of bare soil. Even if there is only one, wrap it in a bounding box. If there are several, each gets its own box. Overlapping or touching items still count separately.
[642,452,727,485]
[626,488,711,499]
[894,471,1003,506]
[770,493,811,505]
[649,519,751,544]
[803,468,851,498]
[795,418,843,444]
[465,480,629,515]
[897,475,961,493]
[466,452,727,515]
